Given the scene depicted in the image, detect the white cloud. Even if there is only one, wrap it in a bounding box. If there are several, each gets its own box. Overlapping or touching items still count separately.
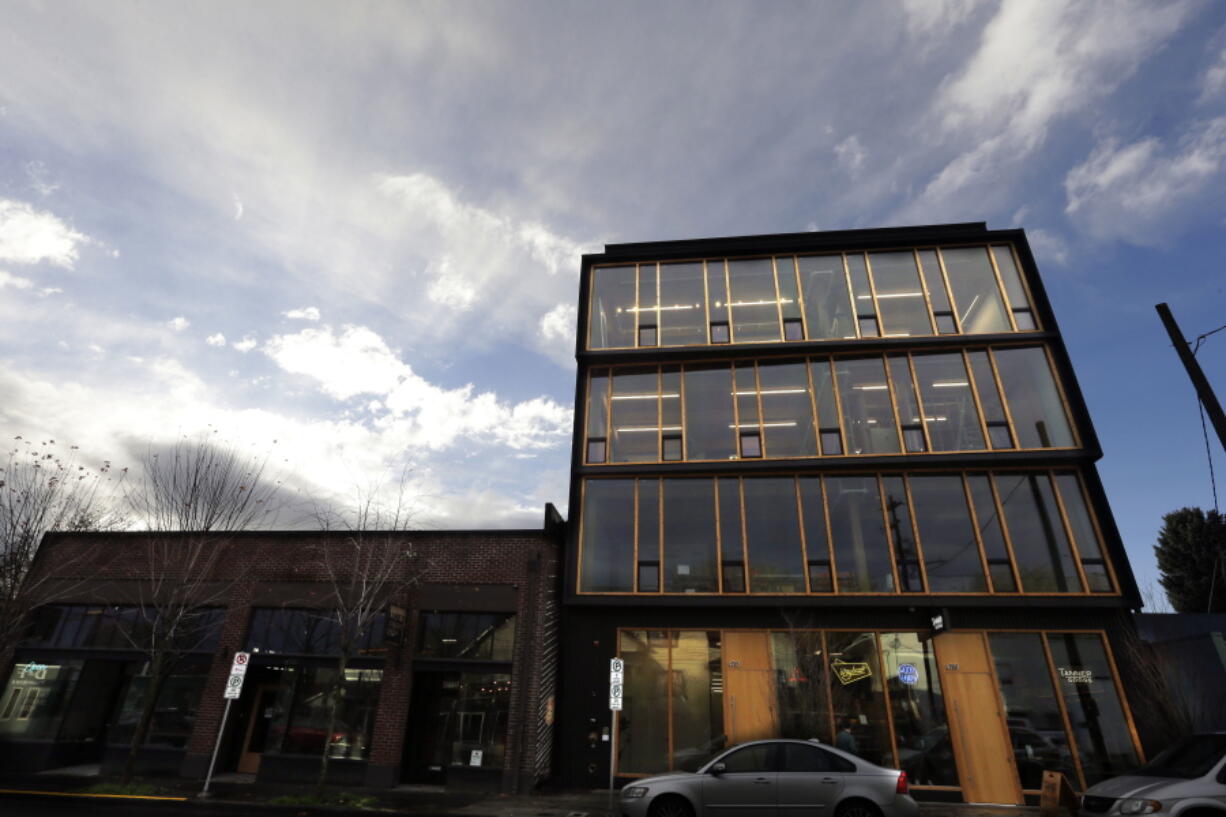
[1200,43,1226,103]
[24,160,60,197]
[1064,117,1226,244]
[283,306,321,321]
[233,335,258,353]
[264,324,571,451]
[538,303,577,365]
[39,286,63,297]
[902,0,986,38]
[834,135,866,175]
[205,332,226,347]
[1027,229,1070,266]
[0,198,90,267]
[167,316,190,332]
[0,269,34,289]
[232,193,244,221]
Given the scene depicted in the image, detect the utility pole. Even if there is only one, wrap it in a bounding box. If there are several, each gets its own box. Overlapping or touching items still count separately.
[1156,303,1226,455]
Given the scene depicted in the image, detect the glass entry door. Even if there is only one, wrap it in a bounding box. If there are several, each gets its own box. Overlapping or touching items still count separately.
[402,670,511,784]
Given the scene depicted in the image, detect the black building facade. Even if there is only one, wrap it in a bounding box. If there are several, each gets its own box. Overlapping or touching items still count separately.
[558,223,1146,805]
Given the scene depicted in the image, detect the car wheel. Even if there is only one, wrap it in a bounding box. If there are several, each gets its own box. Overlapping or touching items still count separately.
[834,799,884,817]
[649,794,695,817]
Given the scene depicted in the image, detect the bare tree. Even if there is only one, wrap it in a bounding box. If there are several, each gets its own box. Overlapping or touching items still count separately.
[0,438,124,659]
[308,468,421,795]
[1115,623,1214,751]
[117,434,283,784]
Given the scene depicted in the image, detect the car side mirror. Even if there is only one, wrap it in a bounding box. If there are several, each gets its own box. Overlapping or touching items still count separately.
[710,762,726,776]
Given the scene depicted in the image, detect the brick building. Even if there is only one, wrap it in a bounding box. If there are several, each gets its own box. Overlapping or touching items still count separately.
[0,506,562,791]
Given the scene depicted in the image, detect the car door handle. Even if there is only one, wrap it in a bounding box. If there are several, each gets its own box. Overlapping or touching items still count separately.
[754,778,771,784]
[820,778,838,785]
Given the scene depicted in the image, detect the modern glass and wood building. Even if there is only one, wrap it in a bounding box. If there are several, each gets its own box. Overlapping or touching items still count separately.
[559,223,1146,804]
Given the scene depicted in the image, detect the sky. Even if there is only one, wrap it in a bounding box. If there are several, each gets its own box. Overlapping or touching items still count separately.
[1,1,1225,604]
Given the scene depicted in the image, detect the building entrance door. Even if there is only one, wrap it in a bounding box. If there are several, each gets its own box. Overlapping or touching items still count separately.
[934,633,1022,805]
[236,685,280,775]
[723,632,778,746]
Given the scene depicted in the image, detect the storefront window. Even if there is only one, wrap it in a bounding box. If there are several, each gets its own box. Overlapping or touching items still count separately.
[618,630,670,774]
[988,633,1078,789]
[0,659,83,740]
[246,608,387,656]
[828,632,893,767]
[267,665,383,759]
[771,631,831,744]
[671,631,725,771]
[107,661,209,748]
[1047,633,1139,785]
[23,605,222,652]
[880,633,957,786]
[588,265,636,349]
[416,613,515,660]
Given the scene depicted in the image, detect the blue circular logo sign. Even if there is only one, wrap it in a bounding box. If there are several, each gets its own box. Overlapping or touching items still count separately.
[898,663,919,685]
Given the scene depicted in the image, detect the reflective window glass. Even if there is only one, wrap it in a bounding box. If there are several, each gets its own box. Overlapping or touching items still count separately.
[743,478,806,593]
[776,256,803,324]
[588,265,637,349]
[918,250,956,334]
[267,665,383,760]
[416,613,516,660]
[587,369,609,461]
[847,254,877,337]
[718,478,745,593]
[610,367,659,462]
[771,631,832,743]
[758,360,817,458]
[638,480,661,592]
[827,476,894,592]
[836,357,900,454]
[798,255,856,340]
[707,260,731,340]
[828,632,893,766]
[993,347,1074,448]
[619,631,671,773]
[671,631,725,771]
[869,251,932,337]
[967,351,1013,449]
[722,742,775,773]
[941,247,1011,334]
[883,476,923,592]
[0,659,84,740]
[888,355,925,453]
[909,475,988,592]
[580,480,635,592]
[811,359,843,455]
[988,633,1078,789]
[912,352,985,451]
[995,474,1083,592]
[637,263,659,346]
[663,479,719,593]
[880,633,958,785]
[782,741,843,772]
[659,262,707,347]
[728,258,781,342]
[662,366,682,450]
[684,364,736,460]
[1046,633,1140,785]
[1054,473,1113,592]
[991,246,1035,329]
[967,474,1017,592]
[799,477,832,592]
[108,661,208,748]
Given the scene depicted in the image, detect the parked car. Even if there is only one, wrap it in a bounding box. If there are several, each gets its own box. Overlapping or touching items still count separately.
[1081,733,1226,816]
[620,738,918,817]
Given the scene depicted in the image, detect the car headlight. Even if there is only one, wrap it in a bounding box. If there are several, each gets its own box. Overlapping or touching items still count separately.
[1118,799,1162,814]
[623,787,649,799]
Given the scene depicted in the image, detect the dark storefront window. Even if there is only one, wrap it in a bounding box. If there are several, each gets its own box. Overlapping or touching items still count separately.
[23,605,223,652]
[618,630,670,774]
[828,632,893,767]
[671,631,725,771]
[415,613,515,661]
[880,633,958,786]
[266,666,383,759]
[0,659,83,740]
[247,608,387,656]
[107,661,209,748]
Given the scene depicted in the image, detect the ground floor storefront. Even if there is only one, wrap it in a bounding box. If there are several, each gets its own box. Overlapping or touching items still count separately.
[558,607,1145,805]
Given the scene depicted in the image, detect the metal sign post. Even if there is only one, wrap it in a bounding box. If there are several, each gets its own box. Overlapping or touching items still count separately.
[609,657,624,794]
[201,652,250,797]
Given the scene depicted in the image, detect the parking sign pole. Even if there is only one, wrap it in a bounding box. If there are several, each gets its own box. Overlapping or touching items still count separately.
[201,651,250,797]
[200,698,233,796]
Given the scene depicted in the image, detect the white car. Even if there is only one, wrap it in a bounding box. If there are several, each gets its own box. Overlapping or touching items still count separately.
[1081,733,1226,816]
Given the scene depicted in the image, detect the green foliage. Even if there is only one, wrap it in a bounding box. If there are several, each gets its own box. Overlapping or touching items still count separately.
[1154,507,1226,613]
[268,791,379,808]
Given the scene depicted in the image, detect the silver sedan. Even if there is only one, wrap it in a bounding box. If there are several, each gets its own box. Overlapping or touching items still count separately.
[620,739,919,817]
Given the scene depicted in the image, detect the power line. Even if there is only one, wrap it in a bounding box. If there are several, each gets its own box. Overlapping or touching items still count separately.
[1192,321,1225,512]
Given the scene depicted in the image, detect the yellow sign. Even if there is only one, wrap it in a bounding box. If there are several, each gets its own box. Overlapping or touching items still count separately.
[832,661,872,685]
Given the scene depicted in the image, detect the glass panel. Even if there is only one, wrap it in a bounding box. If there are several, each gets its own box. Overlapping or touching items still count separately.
[743,478,805,593]
[659,262,707,347]
[992,246,1031,313]
[888,355,925,453]
[942,247,1011,334]
[909,475,988,592]
[735,365,759,453]
[637,263,658,345]
[671,631,725,770]
[917,249,955,333]
[880,633,958,785]
[912,352,985,451]
[882,476,923,592]
[799,255,856,340]
[1054,473,1113,592]
[0,658,84,739]
[706,260,730,340]
[799,477,831,592]
[580,480,635,592]
[728,258,781,342]
[847,254,874,317]
[993,347,1074,448]
[758,359,817,458]
[663,480,719,593]
[684,363,736,461]
[810,359,843,455]
[1046,633,1140,785]
[661,366,682,445]
[416,613,515,660]
[771,630,831,743]
[829,632,893,765]
[619,630,670,773]
[869,251,932,337]
[587,369,609,460]
[968,350,1013,449]
[988,633,1078,789]
[589,265,637,348]
[967,474,1017,592]
[718,478,745,592]
[827,476,894,592]
[836,357,900,454]
[995,474,1082,592]
[638,479,661,592]
[776,256,803,323]
[610,367,659,463]
[268,665,383,759]
[108,662,209,748]
[723,743,775,772]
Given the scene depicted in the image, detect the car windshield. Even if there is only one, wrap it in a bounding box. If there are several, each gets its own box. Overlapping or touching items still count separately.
[1133,735,1226,779]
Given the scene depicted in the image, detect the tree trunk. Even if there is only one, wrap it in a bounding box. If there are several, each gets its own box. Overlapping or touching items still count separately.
[316,652,348,797]
[121,653,169,785]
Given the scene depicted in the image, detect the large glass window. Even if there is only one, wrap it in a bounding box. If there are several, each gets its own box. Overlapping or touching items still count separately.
[586,369,609,463]
[995,474,1083,593]
[579,480,634,592]
[909,476,988,592]
[659,262,706,347]
[415,613,515,660]
[799,255,856,340]
[411,671,511,772]
[991,246,1036,330]
[757,360,817,458]
[827,476,894,592]
[941,247,1012,334]
[267,665,383,759]
[683,364,736,460]
[107,661,209,748]
[883,476,923,592]
[610,367,660,463]
[771,631,831,743]
[829,632,893,766]
[836,357,900,454]
[246,608,387,656]
[967,474,1018,592]
[728,258,781,342]
[671,631,725,771]
[880,633,957,786]
[662,479,719,593]
[743,478,806,593]
[22,605,222,653]
[0,658,83,740]
[589,265,636,349]
[912,352,985,451]
[1054,474,1113,592]
[618,630,671,774]
[993,347,1074,448]
[717,478,745,593]
[869,252,932,337]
